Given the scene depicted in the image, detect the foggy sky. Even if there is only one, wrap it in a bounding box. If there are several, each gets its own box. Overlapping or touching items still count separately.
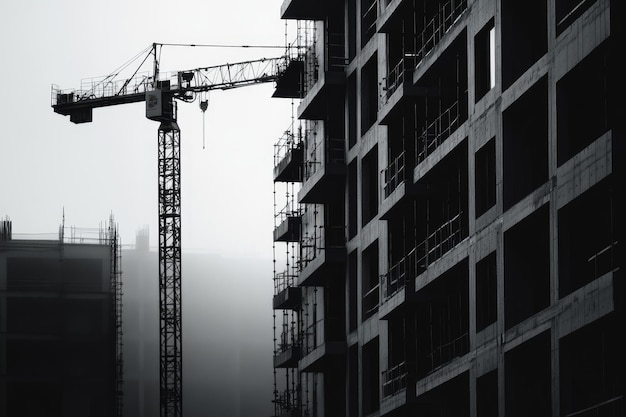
[1,1,293,415]
[123,248,274,417]
[0,0,293,260]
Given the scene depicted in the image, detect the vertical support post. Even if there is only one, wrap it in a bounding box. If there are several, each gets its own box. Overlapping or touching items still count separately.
[158,116,183,417]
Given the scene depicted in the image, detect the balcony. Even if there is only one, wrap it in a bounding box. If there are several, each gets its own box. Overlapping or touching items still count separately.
[379,249,418,319]
[416,212,464,271]
[274,127,304,183]
[274,344,301,368]
[413,0,467,68]
[298,21,346,119]
[385,57,419,103]
[416,99,463,163]
[362,282,380,321]
[273,270,301,310]
[273,58,304,99]
[298,136,346,204]
[298,227,345,287]
[382,361,408,399]
[378,0,405,33]
[414,260,469,378]
[273,286,301,310]
[383,151,406,199]
[361,0,379,47]
[298,60,346,121]
[299,317,346,372]
[274,213,302,242]
[280,0,336,20]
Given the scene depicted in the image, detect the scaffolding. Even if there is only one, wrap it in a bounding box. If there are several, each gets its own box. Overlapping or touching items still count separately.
[272,94,304,417]
[108,216,124,417]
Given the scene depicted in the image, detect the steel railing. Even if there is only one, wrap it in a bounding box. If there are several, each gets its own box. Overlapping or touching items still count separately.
[362,0,379,45]
[416,212,463,269]
[362,283,380,319]
[382,361,408,398]
[274,125,303,168]
[274,270,299,295]
[416,99,462,163]
[414,0,467,65]
[383,151,406,198]
[565,395,624,417]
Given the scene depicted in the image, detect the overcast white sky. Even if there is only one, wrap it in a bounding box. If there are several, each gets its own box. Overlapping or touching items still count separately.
[0,0,294,260]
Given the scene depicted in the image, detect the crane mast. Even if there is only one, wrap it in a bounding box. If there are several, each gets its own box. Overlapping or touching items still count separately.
[51,44,299,417]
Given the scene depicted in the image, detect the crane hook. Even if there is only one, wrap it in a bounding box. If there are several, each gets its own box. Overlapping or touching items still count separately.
[200,98,208,150]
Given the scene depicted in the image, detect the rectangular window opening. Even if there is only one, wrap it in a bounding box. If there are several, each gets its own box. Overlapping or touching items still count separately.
[475,19,496,101]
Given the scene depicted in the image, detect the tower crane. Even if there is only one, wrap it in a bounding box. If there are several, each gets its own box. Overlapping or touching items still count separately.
[51,42,301,417]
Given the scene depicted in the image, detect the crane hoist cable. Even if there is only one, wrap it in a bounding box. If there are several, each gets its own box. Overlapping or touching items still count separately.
[199,92,209,149]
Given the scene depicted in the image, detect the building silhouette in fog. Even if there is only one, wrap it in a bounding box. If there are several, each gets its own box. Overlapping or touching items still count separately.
[0,219,122,417]
[121,229,159,417]
[271,0,625,416]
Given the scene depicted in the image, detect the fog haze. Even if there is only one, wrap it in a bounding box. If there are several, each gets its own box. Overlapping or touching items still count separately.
[124,247,274,417]
[1,0,290,415]
[0,0,292,260]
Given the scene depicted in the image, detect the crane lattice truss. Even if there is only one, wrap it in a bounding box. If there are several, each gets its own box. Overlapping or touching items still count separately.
[52,45,295,417]
[158,119,183,417]
[51,55,288,122]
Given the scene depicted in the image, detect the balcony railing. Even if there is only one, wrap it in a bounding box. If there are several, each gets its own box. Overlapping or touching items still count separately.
[362,0,379,45]
[302,314,320,355]
[382,213,463,302]
[326,31,348,71]
[416,212,463,270]
[416,100,462,163]
[587,240,619,280]
[425,331,468,373]
[414,0,467,65]
[302,315,343,355]
[299,223,345,271]
[273,389,301,417]
[327,137,346,165]
[303,135,345,181]
[274,125,303,168]
[275,200,302,225]
[362,282,380,320]
[383,151,406,198]
[382,361,408,398]
[385,56,418,100]
[275,270,299,295]
[381,247,417,302]
[565,395,624,417]
[300,233,322,269]
[278,324,301,353]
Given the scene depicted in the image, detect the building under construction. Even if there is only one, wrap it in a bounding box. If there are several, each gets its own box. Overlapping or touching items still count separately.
[271,0,625,416]
[0,219,123,417]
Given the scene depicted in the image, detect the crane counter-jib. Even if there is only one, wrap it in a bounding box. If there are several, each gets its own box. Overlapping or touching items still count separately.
[52,92,147,123]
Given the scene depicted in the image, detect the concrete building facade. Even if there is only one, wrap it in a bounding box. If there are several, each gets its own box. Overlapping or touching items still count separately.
[272,0,625,416]
[0,221,122,417]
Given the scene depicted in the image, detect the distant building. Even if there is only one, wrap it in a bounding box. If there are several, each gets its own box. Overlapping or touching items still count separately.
[0,219,122,417]
[121,229,159,417]
[272,0,625,416]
